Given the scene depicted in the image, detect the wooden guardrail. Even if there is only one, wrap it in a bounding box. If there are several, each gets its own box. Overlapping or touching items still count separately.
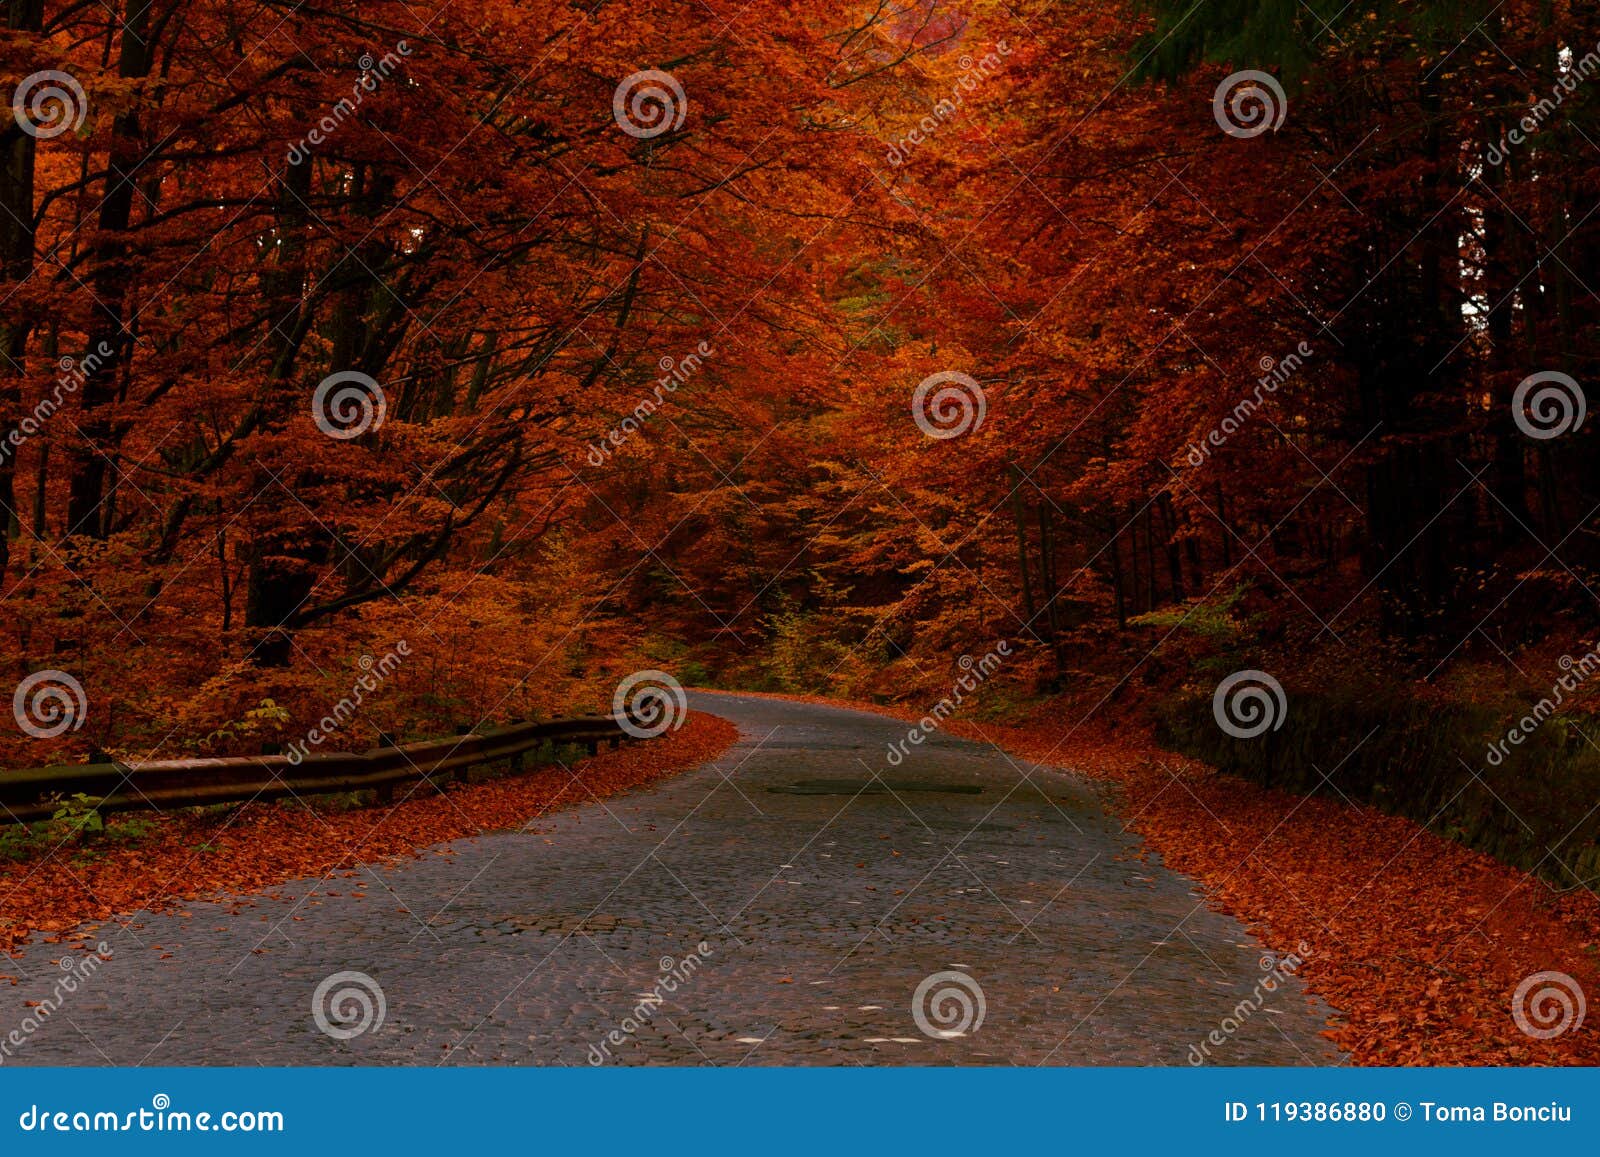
[0,715,642,824]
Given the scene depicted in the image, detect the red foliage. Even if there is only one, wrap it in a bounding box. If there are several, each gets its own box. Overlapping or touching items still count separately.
[1017,726,1600,1067]
[3,0,1600,1072]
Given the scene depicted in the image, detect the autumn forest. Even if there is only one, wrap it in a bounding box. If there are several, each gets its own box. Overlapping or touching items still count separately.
[2,0,1600,1070]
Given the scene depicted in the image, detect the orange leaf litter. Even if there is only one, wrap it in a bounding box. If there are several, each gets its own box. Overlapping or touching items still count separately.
[0,711,738,960]
[704,689,1600,1066]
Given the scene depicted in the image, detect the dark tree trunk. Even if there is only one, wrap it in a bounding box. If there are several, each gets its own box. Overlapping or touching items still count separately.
[64,0,156,536]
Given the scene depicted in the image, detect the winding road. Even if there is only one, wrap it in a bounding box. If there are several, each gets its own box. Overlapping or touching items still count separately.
[6,692,1339,1065]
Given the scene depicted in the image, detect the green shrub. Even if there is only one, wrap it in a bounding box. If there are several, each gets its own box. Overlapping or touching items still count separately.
[1155,683,1600,890]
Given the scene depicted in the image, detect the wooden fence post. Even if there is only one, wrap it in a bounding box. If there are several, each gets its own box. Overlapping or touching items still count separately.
[376,731,398,805]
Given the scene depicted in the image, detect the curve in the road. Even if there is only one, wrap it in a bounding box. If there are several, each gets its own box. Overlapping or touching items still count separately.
[5,692,1339,1065]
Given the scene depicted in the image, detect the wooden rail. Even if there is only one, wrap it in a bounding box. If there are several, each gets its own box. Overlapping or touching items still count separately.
[0,715,642,824]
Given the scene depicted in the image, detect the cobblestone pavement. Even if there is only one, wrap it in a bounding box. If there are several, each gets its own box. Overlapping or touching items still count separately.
[5,693,1340,1065]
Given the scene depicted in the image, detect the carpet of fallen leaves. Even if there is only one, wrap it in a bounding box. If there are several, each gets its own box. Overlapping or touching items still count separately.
[700,690,1600,1066]
[0,711,737,959]
[969,722,1600,1066]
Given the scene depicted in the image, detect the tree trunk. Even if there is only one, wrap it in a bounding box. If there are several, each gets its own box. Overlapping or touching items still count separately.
[0,0,43,581]
[64,0,156,535]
